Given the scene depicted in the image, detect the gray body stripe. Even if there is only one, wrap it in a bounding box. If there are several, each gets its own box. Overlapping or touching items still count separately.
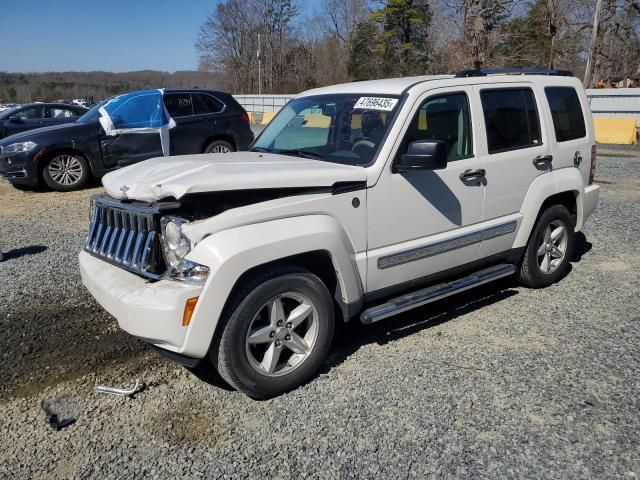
[377,220,518,269]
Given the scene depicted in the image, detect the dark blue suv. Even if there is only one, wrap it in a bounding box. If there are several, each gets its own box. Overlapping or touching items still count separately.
[0,90,254,191]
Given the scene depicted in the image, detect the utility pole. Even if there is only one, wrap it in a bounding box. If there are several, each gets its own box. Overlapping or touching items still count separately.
[584,0,603,88]
[257,33,262,95]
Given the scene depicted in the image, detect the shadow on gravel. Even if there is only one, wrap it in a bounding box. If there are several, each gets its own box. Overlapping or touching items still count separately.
[572,232,592,262]
[1,245,48,260]
[323,280,519,374]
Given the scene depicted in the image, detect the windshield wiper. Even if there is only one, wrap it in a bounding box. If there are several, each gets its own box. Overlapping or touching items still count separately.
[275,148,324,160]
[250,147,272,153]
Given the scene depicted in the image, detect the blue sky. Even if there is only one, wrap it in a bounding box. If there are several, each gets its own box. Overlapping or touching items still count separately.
[0,0,227,72]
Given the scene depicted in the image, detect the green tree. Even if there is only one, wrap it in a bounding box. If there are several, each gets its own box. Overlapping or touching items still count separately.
[347,19,381,80]
[374,0,433,76]
[498,0,551,68]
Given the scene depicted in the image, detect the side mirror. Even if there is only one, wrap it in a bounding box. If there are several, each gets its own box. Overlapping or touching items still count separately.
[8,116,22,123]
[393,139,448,173]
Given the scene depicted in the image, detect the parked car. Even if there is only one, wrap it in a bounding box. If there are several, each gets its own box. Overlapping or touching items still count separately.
[0,103,88,139]
[0,89,254,191]
[0,103,20,113]
[80,70,600,398]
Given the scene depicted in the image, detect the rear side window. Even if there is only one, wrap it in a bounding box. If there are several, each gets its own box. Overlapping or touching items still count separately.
[480,88,541,154]
[193,93,224,115]
[48,107,78,118]
[545,87,586,141]
[164,93,194,117]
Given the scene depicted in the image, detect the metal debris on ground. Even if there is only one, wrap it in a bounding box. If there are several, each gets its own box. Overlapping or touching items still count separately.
[95,379,145,397]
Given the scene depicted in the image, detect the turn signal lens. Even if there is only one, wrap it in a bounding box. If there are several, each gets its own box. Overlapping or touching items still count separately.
[182,297,199,326]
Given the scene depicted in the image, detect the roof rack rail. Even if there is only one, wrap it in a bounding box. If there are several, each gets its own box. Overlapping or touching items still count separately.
[455,68,573,78]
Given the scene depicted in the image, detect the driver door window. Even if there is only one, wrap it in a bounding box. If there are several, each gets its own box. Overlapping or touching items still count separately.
[401,93,473,161]
[15,106,44,120]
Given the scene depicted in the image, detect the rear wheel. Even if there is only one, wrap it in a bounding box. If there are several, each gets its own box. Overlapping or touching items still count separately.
[204,140,234,154]
[42,153,89,191]
[518,204,575,288]
[212,266,334,399]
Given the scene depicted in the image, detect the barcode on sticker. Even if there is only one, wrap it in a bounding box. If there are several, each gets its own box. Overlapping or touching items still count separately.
[353,97,398,111]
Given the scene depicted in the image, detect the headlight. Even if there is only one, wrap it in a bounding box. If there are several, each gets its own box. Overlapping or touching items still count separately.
[2,141,37,154]
[161,217,192,268]
[163,259,210,284]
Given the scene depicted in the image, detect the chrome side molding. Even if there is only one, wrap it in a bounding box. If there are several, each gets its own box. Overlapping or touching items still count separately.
[377,220,517,269]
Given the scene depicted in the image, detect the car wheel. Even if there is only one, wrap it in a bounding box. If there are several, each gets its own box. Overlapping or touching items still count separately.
[204,140,234,154]
[518,204,575,288]
[42,153,89,191]
[212,266,335,399]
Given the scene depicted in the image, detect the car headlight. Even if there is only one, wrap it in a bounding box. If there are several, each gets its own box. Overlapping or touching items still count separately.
[2,141,37,154]
[163,259,210,284]
[161,216,192,268]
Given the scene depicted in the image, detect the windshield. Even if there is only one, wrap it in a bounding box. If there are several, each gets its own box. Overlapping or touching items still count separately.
[76,100,107,124]
[252,94,401,166]
[0,106,20,120]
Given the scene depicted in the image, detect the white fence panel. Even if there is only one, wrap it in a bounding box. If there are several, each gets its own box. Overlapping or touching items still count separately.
[586,89,640,123]
[233,94,294,113]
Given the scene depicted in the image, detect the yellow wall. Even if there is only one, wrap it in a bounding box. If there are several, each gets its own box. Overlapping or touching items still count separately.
[593,117,638,145]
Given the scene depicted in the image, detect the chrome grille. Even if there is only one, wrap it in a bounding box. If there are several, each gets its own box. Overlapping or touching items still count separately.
[84,195,165,279]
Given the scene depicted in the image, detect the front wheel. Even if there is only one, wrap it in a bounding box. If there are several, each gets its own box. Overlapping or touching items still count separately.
[518,204,575,288]
[212,266,335,399]
[42,153,89,191]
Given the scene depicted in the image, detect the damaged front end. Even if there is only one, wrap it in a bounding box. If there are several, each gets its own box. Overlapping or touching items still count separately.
[84,188,325,281]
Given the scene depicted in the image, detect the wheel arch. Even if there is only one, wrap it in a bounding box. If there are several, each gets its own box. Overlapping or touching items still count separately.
[514,168,584,249]
[223,250,355,323]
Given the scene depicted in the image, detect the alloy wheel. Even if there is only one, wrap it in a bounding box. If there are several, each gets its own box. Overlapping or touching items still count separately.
[537,220,568,274]
[48,155,84,186]
[210,144,230,153]
[245,292,319,377]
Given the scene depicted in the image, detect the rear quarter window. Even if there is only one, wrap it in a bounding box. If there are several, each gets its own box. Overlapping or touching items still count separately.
[164,93,194,117]
[544,87,586,142]
[480,88,542,154]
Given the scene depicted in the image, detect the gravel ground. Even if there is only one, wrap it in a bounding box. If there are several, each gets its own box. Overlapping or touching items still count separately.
[1,150,639,479]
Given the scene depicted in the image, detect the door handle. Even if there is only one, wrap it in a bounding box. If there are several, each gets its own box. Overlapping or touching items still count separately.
[533,155,553,166]
[459,168,486,180]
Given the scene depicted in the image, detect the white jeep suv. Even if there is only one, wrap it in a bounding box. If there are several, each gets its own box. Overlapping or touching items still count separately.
[80,69,600,398]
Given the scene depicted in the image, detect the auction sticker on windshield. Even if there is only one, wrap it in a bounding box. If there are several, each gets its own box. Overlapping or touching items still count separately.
[354,97,398,111]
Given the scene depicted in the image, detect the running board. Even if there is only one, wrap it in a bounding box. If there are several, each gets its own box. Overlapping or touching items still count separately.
[360,263,517,324]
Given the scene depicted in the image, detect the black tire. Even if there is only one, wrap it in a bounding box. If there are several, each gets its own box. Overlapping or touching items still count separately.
[42,152,90,191]
[204,139,234,154]
[518,204,575,288]
[211,265,335,399]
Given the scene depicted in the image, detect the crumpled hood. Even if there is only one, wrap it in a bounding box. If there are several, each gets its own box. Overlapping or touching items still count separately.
[102,152,366,201]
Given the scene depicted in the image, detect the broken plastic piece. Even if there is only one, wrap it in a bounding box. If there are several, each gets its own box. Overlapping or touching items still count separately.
[96,379,145,397]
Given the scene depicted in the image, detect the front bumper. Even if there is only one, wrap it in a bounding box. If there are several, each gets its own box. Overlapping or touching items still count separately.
[0,151,39,186]
[79,250,204,354]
